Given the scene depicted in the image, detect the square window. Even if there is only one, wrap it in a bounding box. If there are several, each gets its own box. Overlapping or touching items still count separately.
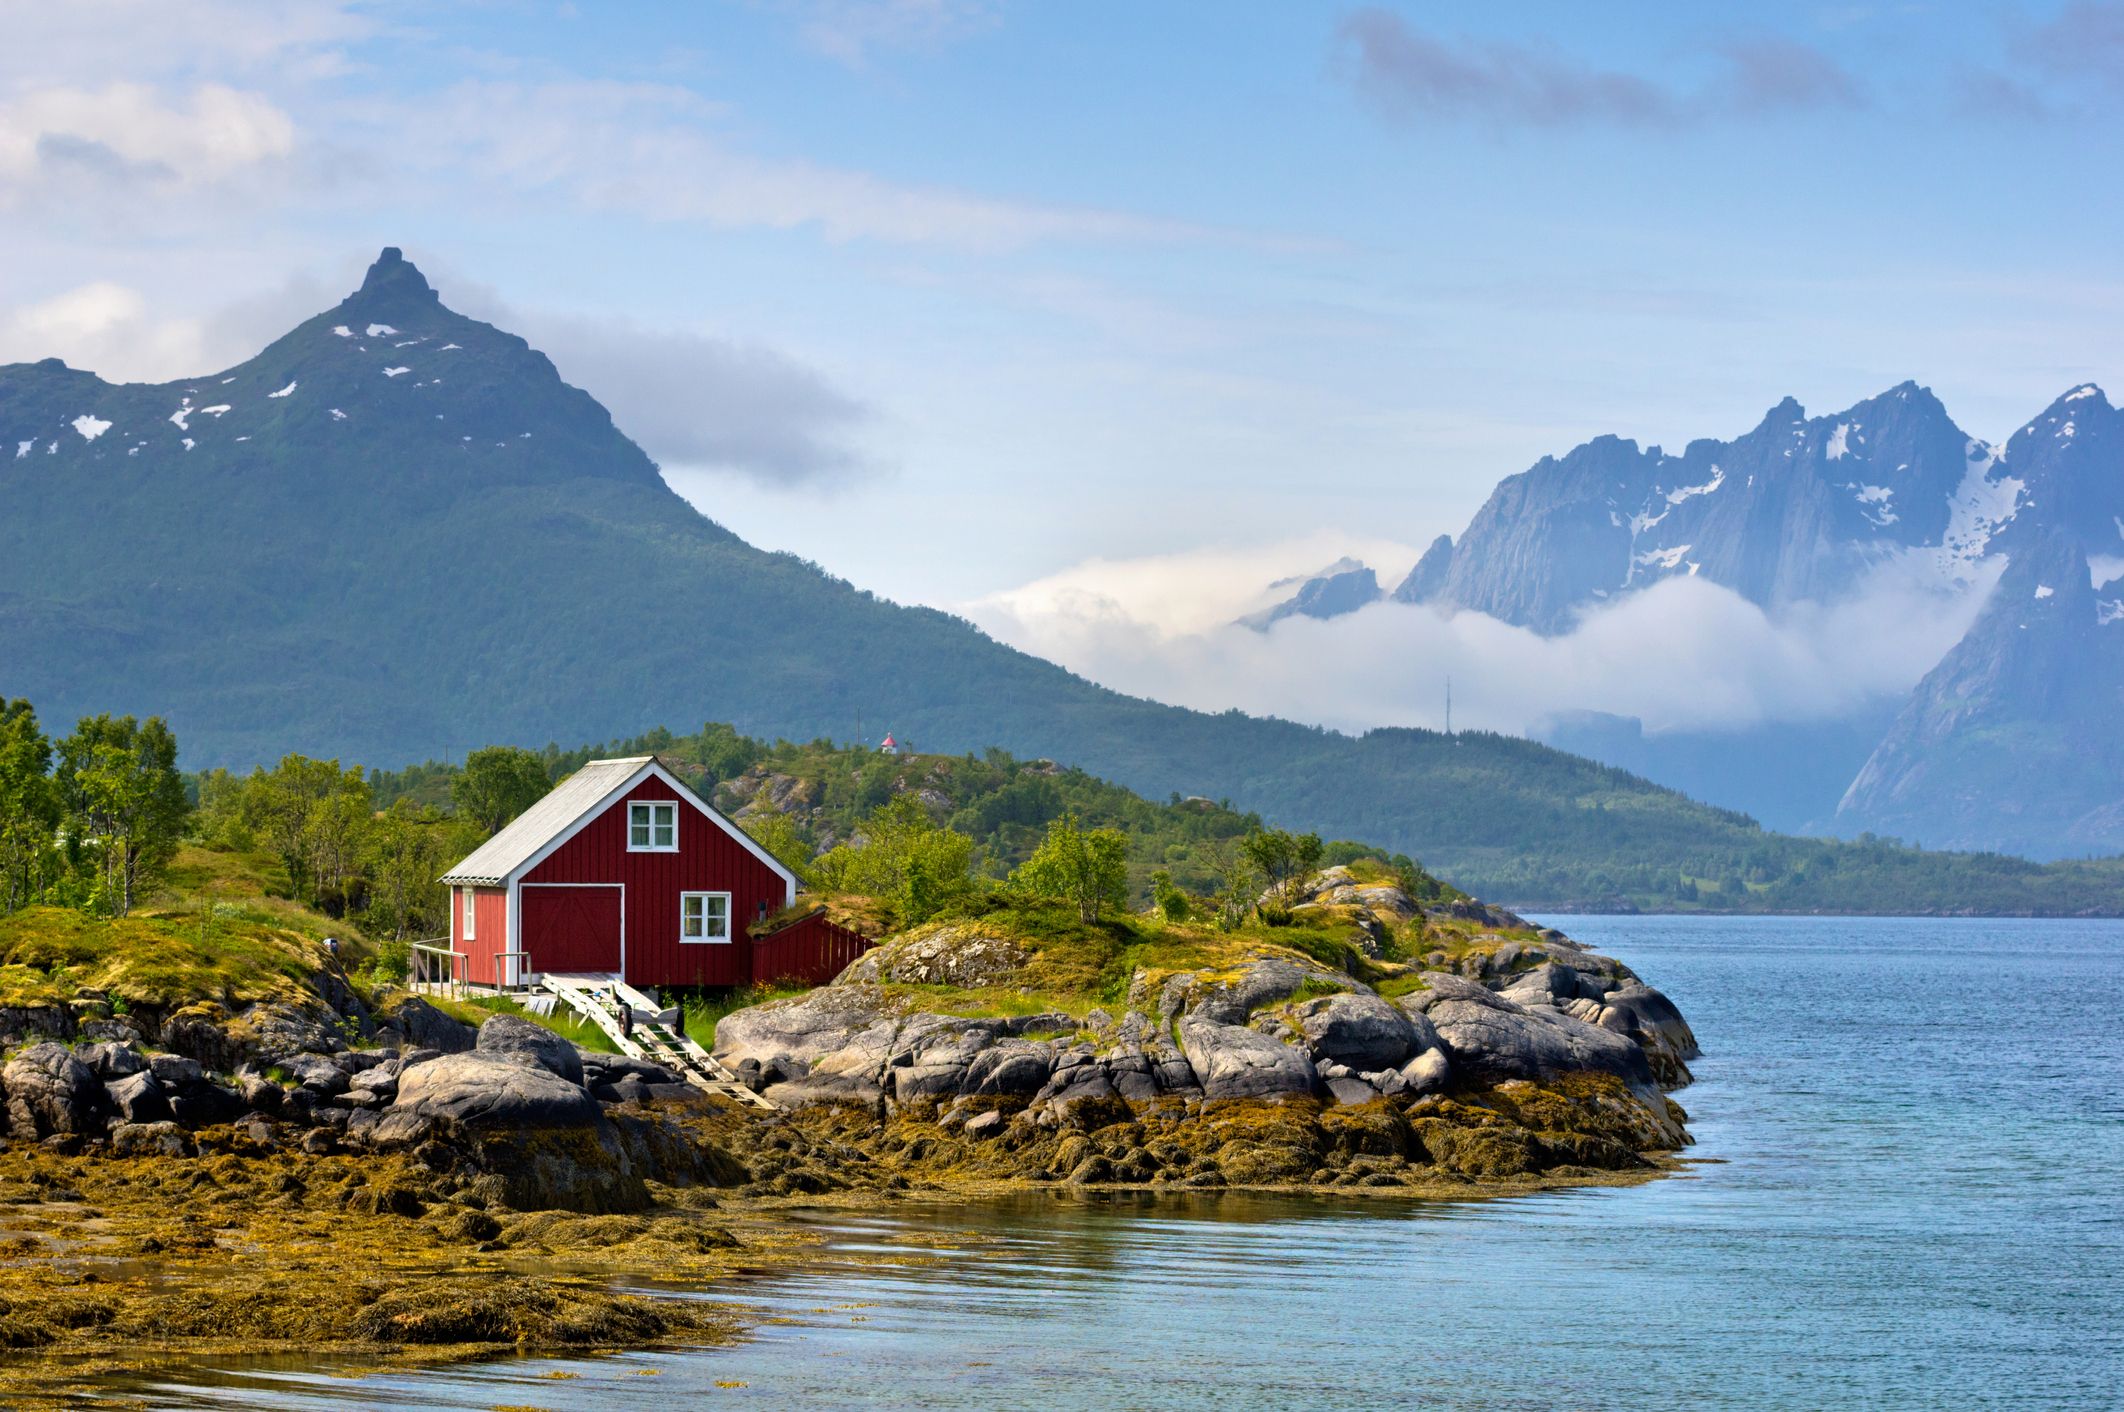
[681,892,730,943]
[629,801,677,851]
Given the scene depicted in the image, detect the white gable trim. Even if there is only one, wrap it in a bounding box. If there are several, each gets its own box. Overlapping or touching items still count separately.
[504,758,797,905]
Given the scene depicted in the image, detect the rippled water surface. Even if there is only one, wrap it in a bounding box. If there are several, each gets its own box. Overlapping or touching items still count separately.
[125,916,2124,1409]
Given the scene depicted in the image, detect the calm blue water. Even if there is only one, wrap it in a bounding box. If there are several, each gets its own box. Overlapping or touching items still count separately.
[125,917,2124,1409]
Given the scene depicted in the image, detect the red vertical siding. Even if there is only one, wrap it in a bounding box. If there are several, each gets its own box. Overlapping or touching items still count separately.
[454,886,510,986]
[521,777,789,987]
[749,912,873,985]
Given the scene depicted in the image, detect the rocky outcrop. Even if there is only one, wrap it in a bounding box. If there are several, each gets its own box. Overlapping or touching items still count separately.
[377,996,477,1054]
[714,914,1694,1144]
[1178,1017,1317,1100]
[842,925,1030,988]
[4,1044,106,1139]
[475,1014,585,1086]
[379,1053,601,1134]
[1399,974,1664,1115]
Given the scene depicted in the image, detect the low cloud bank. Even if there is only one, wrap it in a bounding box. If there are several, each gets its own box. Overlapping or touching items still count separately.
[969,543,1999,738]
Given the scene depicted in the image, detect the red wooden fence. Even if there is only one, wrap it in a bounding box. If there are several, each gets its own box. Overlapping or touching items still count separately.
[747,910,872,986]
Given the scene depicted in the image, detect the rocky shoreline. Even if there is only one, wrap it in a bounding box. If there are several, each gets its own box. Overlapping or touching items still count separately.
[0,880,1696,1402]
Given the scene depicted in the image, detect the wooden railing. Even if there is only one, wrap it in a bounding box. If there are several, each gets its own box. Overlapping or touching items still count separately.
[409,939,457,995]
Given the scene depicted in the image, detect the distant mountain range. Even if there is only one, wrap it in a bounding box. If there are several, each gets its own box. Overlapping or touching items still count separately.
[1241,381,2124,859]
[3,249,2119,910]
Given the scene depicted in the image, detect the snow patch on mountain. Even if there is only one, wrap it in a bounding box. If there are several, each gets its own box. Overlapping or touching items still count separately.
[332,325,353,338]
[366,323,398,337]
[16,440,33,459]
[1850,483,1898,527]
[71,415,111,441]
[1929,440,2022,581]
[268,381,296,399]
[383,366,410,378]
[1663,467,1726,505]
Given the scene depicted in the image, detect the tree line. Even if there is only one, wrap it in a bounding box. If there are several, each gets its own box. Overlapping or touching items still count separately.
[1,700,187,918]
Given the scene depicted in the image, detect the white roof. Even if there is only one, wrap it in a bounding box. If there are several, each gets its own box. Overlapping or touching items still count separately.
[437,755,795,897]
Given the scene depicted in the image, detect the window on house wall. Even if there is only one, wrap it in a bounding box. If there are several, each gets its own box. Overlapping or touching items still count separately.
[462,887,476,940]
[680,891,731,943]
[628,801,677,851]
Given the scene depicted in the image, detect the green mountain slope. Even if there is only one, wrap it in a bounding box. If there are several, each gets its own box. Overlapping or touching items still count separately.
[6,250,2121,913]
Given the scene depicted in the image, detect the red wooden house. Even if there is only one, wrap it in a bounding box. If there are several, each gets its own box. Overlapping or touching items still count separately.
[438,755,865,989]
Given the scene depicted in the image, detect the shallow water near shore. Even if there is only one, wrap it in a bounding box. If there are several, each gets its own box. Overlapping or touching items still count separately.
[117,915,2124,1409]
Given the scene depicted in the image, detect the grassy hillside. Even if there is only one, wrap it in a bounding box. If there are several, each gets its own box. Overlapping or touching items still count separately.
[371,726,2124,915]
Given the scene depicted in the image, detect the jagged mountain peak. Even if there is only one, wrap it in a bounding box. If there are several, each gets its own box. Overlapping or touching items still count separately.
[0,247,658,492]
[1756,394,1806,428]
[351,246,441,306]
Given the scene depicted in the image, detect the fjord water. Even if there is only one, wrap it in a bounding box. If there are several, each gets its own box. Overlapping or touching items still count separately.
[137,916,2122,1410]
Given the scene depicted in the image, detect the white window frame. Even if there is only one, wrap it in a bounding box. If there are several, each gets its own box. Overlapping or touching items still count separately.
[461,887,476,940]
[679,890,732,945]
[628,801,678,852]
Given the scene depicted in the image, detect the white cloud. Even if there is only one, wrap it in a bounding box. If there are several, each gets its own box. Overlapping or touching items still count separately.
[0,83,296,204]
[0,0,371,83]
[521,313,876,487]
[969,544,2001,738]
[974,532,1426,640]
[396,80,1206,250]
[0,281,210,381]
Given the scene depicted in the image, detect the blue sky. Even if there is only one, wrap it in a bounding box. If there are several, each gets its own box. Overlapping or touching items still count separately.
[4,0,2122,619]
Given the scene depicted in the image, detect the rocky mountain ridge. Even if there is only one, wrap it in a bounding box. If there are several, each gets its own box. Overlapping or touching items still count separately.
[1235,382,2123,857]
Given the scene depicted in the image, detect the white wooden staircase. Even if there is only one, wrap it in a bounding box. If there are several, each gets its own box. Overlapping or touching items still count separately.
[539,972,775,1110]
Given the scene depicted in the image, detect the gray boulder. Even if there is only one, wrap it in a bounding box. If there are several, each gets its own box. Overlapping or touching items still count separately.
[77,1042,149,1079]
[170,1082,248,1128]
[1400,974,1655,1094]
[1594,983,1699,1058]
[475,1014,585,1087]
[1324,1075,1383,1106]
[1177,1017,1318,1100]
[1178,958,1353,1027]
[149,1054,205,1087]
[4,1043,105,1139]
[891,1022,1002,1103]
[105,1070,172,1124]
[963,1041,1055,1097]
[379,1052,599,1135]
[1291,992,1424,1072]
[1033,1057,1120,1112]
[239,1073,285,1114]
[715,983,904,1075]
[349,1067,400,1101]
[275,1053,350,1097]
[1398,1046,1451,1094]
[1497,961,1598,1007]
[380,996,476,1053]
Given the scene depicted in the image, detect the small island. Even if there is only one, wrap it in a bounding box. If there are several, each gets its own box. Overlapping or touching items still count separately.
[0,712,1696,1401]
